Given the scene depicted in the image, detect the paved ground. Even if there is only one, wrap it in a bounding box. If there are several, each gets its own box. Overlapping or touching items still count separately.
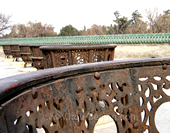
[0,56,170,132]
[0,57,24,79]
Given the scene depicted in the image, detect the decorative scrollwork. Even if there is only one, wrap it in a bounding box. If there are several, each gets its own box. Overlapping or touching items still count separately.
[55,51,69,67]
[92,49,104,62]
[0,62,170,132]
[72,50,89,64]
[132,65,170,132]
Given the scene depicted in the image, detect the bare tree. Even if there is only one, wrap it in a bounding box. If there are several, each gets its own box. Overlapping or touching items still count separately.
[155,10,170,33]
[7,21,57,38]
[146,8,160,33]
[0,13,11,37]
[87,24,105,35]
[146,8,170,33]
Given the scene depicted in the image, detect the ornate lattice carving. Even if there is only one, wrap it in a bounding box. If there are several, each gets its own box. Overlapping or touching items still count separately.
[19,46,33,67]
[72,50,89,64]
[131,66,170,132]
[2,45,11,58]
[39,44,116,68]
[32,59,44,69]
[45,52,52,68]
[0,69,136,133]
[21,55,32,62]
[72,70,134,132]
[92,49,105,62]
[30,46,44,69]
[54,50,69,67]
[20,46,31,53]
[10,45,19,51]
[0,81,72,133]
[1,62,170,132]
[10,45,21,61]
[32,47,43,57]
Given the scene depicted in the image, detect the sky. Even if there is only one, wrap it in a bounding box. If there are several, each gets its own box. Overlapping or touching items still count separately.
[0,0,169,34]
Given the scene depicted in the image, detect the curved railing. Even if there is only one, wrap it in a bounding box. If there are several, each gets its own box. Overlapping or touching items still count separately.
[0,58,170,132]
[0,33,169,45]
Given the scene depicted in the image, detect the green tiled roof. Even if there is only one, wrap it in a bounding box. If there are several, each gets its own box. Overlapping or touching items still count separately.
[0,33,169,45]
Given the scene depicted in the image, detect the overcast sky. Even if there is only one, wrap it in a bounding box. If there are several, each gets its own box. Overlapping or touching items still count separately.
[1,0,169,34]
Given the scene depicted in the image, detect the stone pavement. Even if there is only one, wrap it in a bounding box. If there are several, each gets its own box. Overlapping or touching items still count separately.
[0,57,24,79]
[0,56,170,133]
[0,57,37,79]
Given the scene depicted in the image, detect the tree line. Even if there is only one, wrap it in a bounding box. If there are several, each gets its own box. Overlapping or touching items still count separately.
[0,8,170,38]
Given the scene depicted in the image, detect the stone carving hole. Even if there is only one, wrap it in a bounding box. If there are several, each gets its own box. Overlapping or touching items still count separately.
[155,102,170,132]
[26,110,33,117]
[94,115,117,133]
[107,54,110,61]
[13,116,22,125]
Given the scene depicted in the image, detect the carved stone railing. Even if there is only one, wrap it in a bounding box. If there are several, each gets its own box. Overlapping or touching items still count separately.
[2,44,117,69]
[19,44,33,67]
[10,45,21,61]
[0,58,170,132]
[40,44,116,68]
[30,44,44,69]
[2,45,11,58]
